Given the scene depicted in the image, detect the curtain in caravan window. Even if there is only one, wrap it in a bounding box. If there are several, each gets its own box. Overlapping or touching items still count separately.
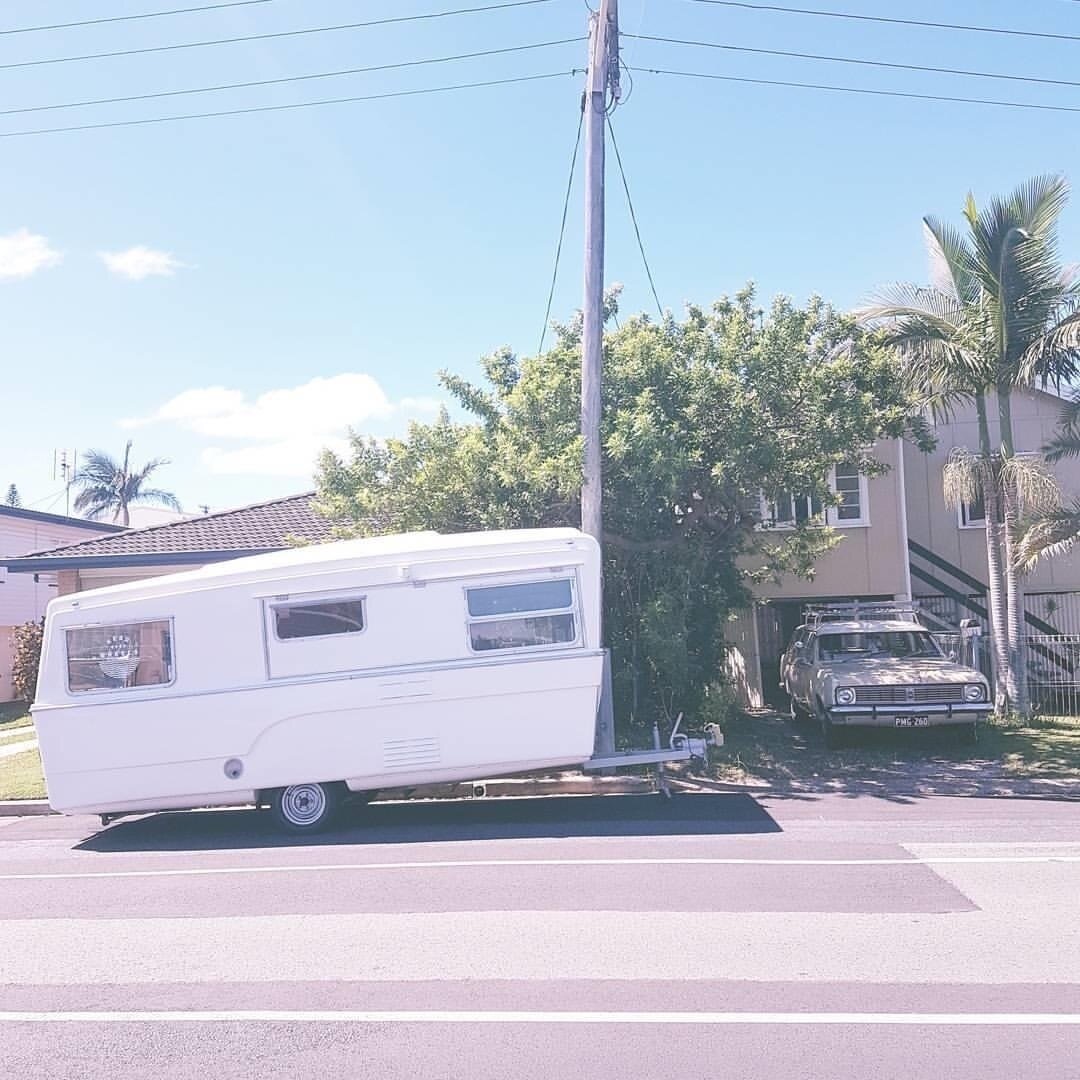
[274,599,365,640]
[66,620,174,693]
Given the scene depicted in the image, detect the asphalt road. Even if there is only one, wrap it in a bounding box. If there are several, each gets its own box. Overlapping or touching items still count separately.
[2,791,1079,1079]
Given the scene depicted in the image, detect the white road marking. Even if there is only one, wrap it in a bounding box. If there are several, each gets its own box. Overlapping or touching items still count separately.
[2,1010,1080,1025]
[2,854,1080,882]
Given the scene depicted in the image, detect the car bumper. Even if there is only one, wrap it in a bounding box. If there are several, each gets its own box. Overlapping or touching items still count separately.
[828,703,989,727]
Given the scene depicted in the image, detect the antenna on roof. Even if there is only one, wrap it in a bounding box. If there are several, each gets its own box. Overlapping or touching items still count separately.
[52,448,78,517]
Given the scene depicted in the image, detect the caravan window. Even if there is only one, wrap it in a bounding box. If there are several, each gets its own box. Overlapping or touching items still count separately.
[66,619,174,693]
[273,598,366,641]
[466,578,578,653]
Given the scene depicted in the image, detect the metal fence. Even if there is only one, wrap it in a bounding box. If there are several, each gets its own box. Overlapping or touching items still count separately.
[1025,634,1080,717]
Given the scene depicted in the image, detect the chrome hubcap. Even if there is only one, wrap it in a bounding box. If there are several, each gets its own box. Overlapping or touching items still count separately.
[280,783,327,826]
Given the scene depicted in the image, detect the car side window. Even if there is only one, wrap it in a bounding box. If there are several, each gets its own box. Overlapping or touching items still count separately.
[804,633,817,662]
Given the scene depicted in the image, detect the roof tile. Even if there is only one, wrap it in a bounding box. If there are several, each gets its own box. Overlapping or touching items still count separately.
[14,492,334,562]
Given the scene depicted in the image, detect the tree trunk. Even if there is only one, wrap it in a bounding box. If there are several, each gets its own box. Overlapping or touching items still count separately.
[976,395,1009,711]
[997,388,1031,719]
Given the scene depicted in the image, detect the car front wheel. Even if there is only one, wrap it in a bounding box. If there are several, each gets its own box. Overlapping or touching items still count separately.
[816,701,842,748]
[269,781,344,834]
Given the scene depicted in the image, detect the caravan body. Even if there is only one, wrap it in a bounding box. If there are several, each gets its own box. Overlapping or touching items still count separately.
[32,528,603,818]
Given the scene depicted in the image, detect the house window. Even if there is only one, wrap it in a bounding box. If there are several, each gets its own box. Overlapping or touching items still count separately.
[466,578,578,652]
[66,619,174,693]
[273,598,366,640]
[832,463,866,523]
[959,490,986,529]
[764,491,824,527]
[760,464,869,529]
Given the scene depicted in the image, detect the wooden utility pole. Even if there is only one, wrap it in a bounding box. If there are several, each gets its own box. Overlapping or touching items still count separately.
[582,0,619,758]
[580,0,618,545]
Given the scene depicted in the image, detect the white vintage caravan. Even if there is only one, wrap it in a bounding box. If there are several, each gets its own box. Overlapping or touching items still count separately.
[33,529,611,832]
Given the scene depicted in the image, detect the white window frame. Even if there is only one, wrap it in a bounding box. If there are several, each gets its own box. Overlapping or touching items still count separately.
[958,498,987,530]
[759,465,870,530]
[829,463,870,528]
[463,574,582,656]
[268,592,368,644]
[64,616,177,697]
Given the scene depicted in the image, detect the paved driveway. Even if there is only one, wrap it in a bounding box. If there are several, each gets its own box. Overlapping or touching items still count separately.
[2,792,1079,1079]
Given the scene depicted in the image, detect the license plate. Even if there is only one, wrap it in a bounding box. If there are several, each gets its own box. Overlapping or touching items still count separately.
[895,715,930,727]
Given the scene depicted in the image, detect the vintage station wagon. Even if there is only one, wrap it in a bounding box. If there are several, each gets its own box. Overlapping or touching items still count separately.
[781,603,991,746]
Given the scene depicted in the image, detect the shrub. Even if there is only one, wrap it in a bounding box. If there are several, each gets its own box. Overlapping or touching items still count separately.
[10,620,43,703]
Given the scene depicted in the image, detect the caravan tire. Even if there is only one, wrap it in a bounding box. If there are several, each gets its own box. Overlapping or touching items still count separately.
[269,782,344,834]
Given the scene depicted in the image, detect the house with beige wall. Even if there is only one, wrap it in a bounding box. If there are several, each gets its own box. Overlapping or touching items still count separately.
[0,507,123,701]
[731,386,1080,708]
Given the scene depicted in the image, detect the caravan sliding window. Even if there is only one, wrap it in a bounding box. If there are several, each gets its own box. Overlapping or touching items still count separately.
[66,619,175,693]
[466,578,578,653]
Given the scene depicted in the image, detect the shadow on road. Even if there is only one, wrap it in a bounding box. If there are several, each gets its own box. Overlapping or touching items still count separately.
[75,792,780,852]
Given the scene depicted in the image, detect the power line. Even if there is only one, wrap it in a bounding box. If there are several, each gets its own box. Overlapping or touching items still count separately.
[0,0,557,71]
[686,0,1080,44]
[630,65,1080,114]
[606,116,662,320]
[0,38,584,117]
[0,71,579,139]
[626,33,1080,91]
[1,2,273,36]
[539,105,585,354]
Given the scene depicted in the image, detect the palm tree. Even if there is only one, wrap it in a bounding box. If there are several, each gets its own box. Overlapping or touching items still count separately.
[861,175,1080,717]
[73,441,181,527]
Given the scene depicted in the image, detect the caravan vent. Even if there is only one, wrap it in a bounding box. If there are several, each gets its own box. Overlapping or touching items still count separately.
[382,736,441,771]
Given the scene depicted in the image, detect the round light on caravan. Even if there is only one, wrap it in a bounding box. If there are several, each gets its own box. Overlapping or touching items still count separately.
[223,758,244,780]
[835,687,856,706]
[964,684,986,703]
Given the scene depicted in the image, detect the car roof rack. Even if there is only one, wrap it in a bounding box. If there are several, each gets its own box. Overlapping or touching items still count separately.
[802,601,922,627]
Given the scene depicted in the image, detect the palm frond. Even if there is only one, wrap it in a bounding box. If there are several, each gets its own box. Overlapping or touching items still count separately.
[942,447,988,509]
[1000,453,1061,515]
[1015,499,1080,570]
[133,487,182,510]
[922,217,976,304]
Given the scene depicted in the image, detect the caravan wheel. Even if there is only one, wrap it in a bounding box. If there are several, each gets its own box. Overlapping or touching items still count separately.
[270,782,343,834]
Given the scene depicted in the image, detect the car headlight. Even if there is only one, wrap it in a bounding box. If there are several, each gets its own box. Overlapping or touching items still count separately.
[835,687,856,706]
[964,683,986,703]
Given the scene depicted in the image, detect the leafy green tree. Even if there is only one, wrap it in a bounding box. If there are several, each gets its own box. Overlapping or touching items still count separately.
[73,440,181,527]
[316,288,925,731]
[862,176,1080,716]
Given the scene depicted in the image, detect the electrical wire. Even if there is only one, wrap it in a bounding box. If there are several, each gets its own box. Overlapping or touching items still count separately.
[0,71,578,139]
[629,65,1080,115]
[606,116,663,320]
[538,104,585,354]
[685,1,1080,44]
[625,33,1080,92]
[1,2,273,36]
[0,0,558,71]
[0,38,584,117]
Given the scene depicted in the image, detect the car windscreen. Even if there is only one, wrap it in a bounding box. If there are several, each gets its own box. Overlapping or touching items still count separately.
[817,631,943,661]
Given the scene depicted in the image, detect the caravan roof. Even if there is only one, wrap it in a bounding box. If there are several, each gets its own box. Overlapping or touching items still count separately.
[47,528,592,612]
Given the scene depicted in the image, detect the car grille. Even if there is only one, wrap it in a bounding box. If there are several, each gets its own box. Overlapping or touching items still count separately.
[853,685,966,705]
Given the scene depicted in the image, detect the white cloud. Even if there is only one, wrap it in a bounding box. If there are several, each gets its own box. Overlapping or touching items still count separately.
[202,436,352,477]
[399,395,444,415]
[124,375,394,439]
[127,374,438,479]
[100,245,184,280]
[0,228,62,279]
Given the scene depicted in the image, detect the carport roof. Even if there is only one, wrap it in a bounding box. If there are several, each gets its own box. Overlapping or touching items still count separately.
[2,492,336,572]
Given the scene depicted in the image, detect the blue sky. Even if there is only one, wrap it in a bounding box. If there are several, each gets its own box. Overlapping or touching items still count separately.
[3,0,1080,517]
